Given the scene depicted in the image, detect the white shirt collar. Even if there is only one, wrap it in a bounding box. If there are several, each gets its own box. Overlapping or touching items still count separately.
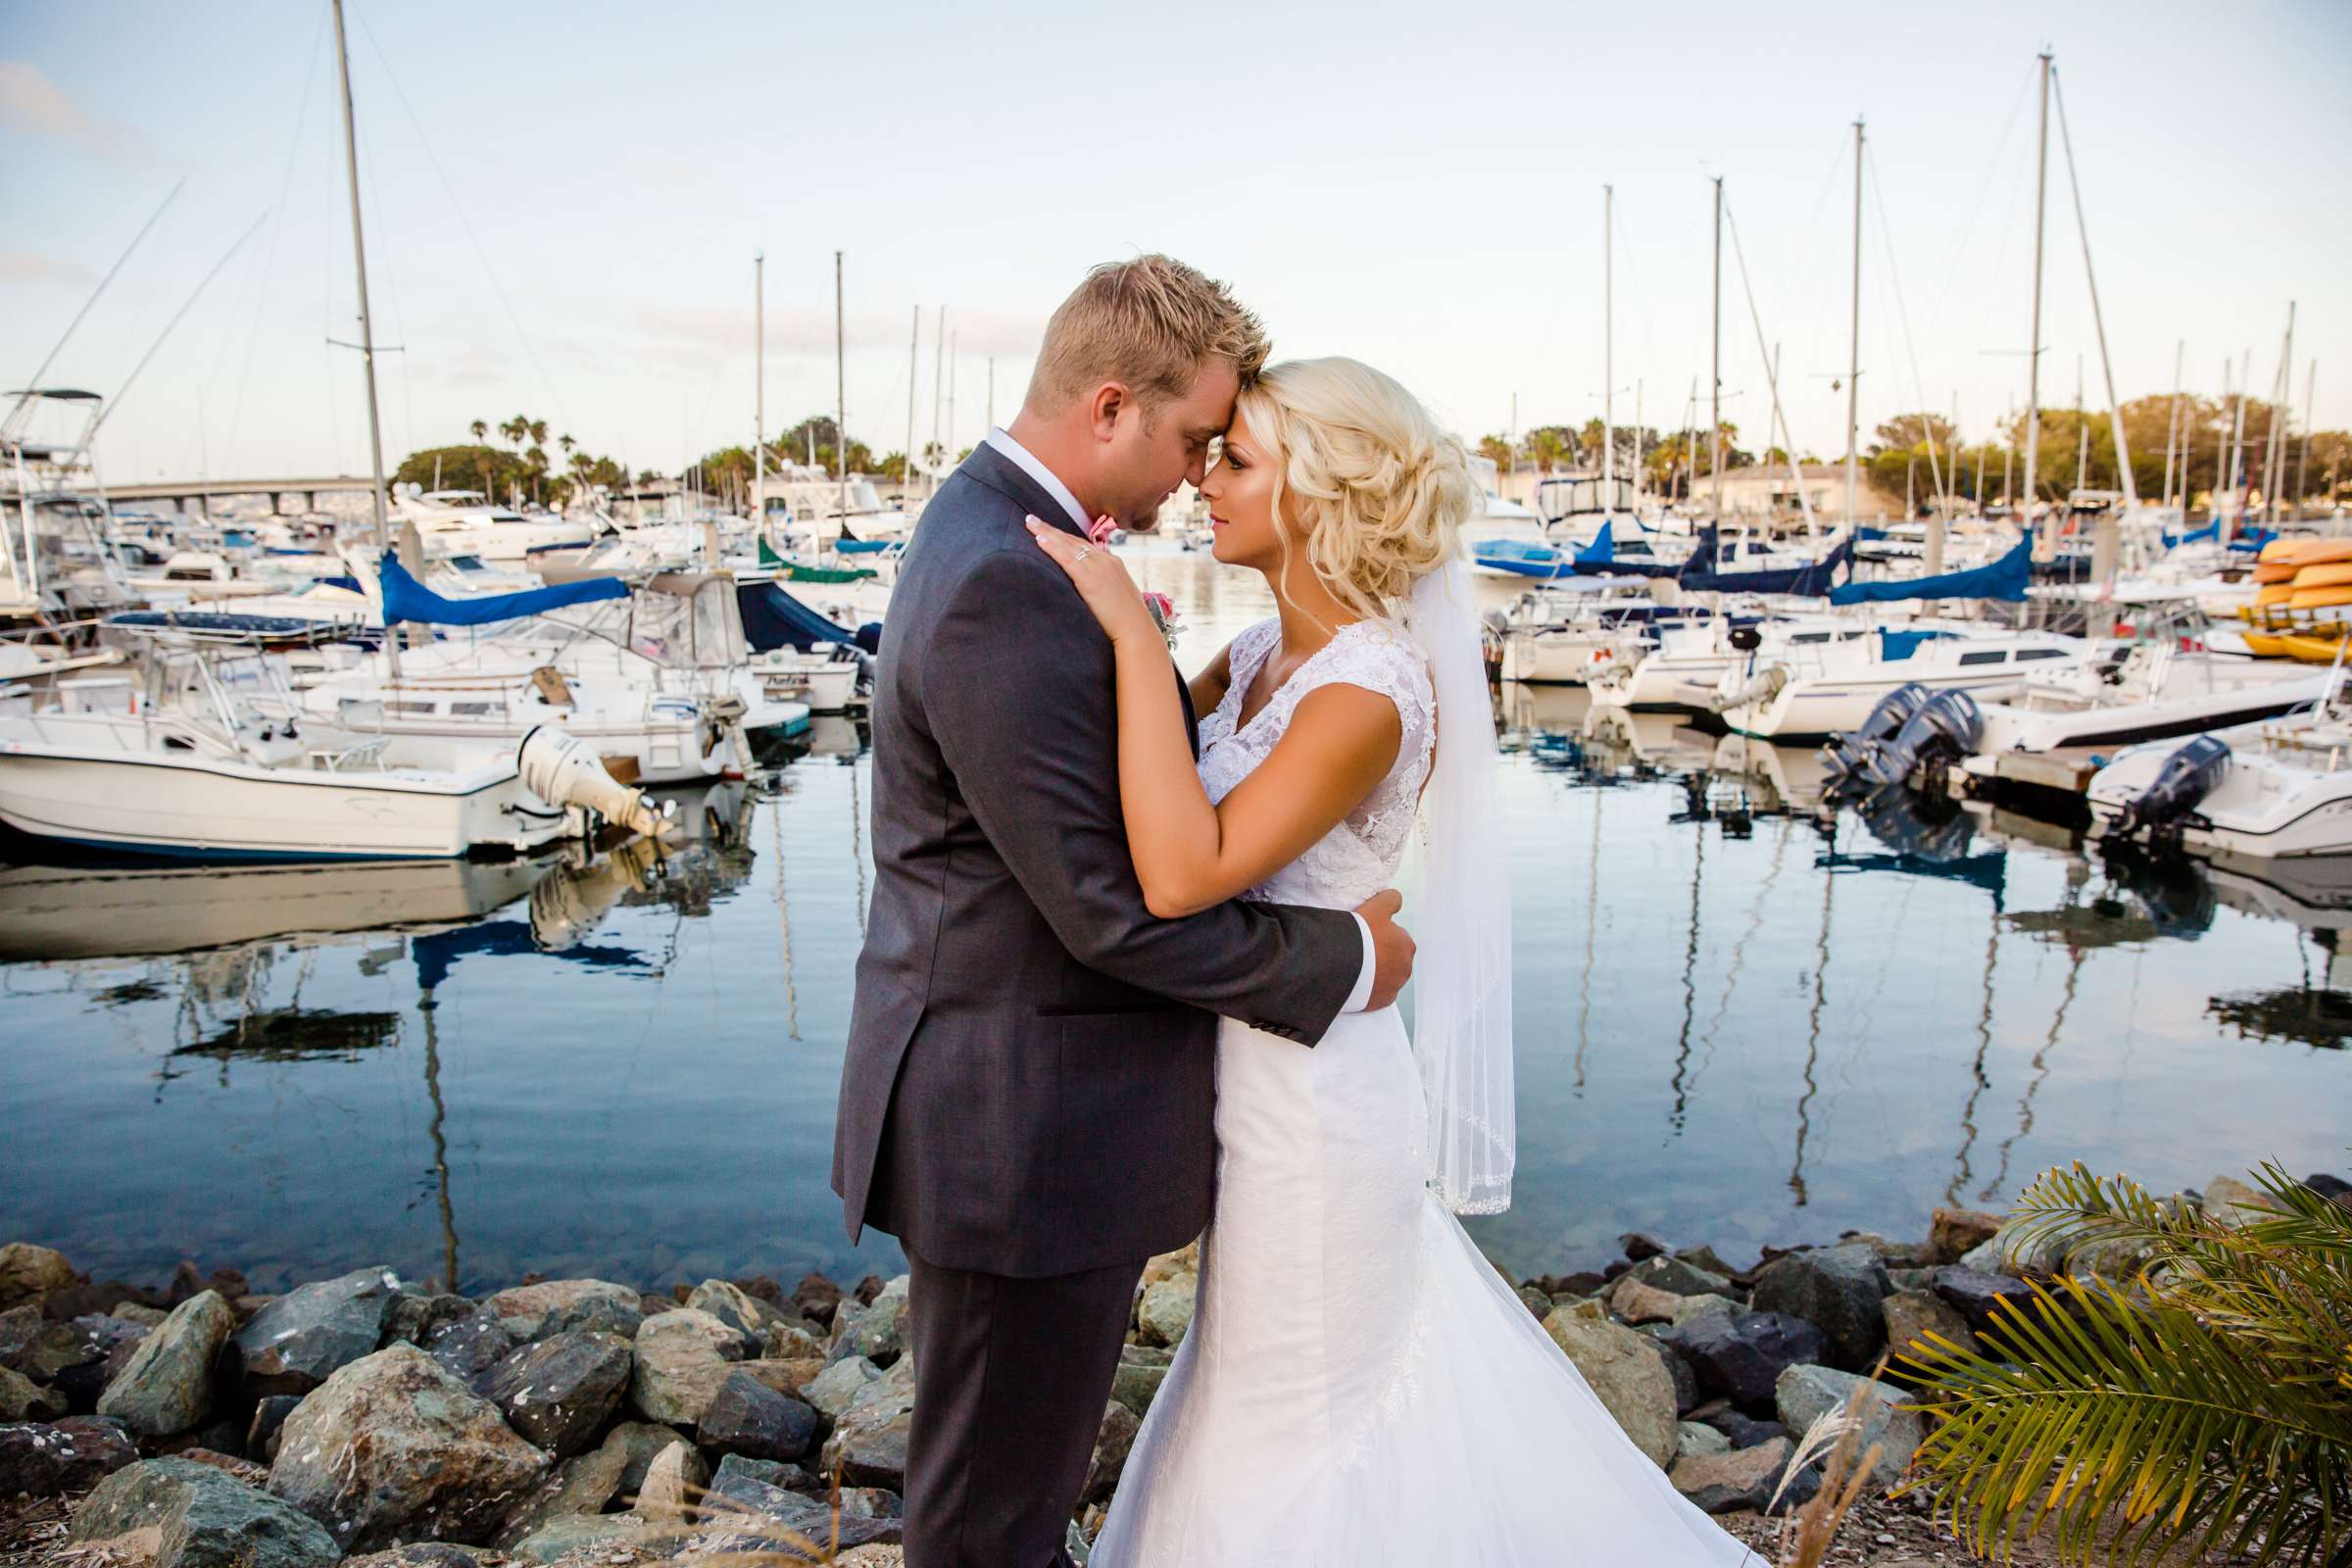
[983,426,1092,534]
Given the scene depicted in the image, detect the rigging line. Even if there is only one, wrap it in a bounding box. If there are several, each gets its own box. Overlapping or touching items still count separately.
[1718,199,1819,532]
[1920,61,2037,350]
[1865,148,1950,504]
[350,4,573,434]
[19,182,183,395]
[225,0,329,474]
[89,213,271,442]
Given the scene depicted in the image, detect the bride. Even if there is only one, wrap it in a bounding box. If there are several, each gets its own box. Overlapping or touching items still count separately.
[1026,357,1761,1564]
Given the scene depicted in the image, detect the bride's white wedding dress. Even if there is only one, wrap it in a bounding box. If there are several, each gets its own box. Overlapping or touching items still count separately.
[1090,615,1759,1566]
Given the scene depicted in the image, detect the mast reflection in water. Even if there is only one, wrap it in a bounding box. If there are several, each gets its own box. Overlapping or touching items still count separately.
[0,557,2345,1294]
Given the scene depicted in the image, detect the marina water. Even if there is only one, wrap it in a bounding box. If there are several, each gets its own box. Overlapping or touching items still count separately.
[2,548,2344,1294]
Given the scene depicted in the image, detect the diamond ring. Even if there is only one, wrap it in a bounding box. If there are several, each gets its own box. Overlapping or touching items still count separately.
[1072,545,1094,564]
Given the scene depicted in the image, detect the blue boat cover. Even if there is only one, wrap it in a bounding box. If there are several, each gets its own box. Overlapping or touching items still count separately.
[379,554,627,626]
[1879,628,1947,661]
[2162,519,2221,548]
[1678,527,1855,596]
[1574,520,1614,565]
[1828,536,2031,605]
[1471,538,1574,578]
[738,581,867,653]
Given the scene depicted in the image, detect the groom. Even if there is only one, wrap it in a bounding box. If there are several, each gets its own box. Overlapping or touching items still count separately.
[833,255,1413,1567]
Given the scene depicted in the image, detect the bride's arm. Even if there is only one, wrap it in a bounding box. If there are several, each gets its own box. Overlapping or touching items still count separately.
[1029,519,1401,919]
[1188,639,1236,716]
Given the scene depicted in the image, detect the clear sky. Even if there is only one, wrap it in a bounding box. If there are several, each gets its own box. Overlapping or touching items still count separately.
[6,0,2349,486]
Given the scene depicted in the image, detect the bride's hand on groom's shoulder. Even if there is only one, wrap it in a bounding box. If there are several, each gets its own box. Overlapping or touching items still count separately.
[1027,515,1159,650]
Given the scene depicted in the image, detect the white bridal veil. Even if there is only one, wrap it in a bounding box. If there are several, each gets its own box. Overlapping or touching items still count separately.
[1399,555,1516,1214]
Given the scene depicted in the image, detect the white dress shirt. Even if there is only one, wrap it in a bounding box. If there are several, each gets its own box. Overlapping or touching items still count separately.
[982,426,1379,1014]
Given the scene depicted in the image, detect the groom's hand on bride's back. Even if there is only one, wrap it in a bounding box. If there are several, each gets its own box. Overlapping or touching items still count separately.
[1357,889,1415,1011]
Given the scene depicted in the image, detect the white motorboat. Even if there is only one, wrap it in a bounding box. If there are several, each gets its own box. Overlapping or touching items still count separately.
[2087,692,2352,860]
[1971,641,2329,757]
[1589,615,1874,711]
[1710,625,2089,741]
[394,489,594,564]
[1495,579,1690,685]
[0,629,668,860]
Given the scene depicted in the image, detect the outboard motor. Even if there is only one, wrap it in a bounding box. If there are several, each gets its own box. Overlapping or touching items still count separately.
[516,726,680,844]
[2106,734,2230,843]
[1823,682,1931,784]
[1859,688,1984,791]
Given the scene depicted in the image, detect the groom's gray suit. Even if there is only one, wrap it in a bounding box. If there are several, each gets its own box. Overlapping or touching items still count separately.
[834,440,1364,1566]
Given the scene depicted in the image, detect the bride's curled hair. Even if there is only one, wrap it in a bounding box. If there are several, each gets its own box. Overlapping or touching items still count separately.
[1236,357,1477,622]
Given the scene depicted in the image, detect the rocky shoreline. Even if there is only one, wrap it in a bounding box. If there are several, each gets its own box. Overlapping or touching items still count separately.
[3,1168,2335,1567]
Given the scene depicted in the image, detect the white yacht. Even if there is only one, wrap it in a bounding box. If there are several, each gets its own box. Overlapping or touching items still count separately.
[393,489,594,564]
[2087,694,2352,860]
[1588,615,1873,711]
[1971,641,2328,758]
[1709,625,2089,741]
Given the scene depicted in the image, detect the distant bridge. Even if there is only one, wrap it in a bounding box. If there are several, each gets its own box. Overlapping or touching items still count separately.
[102,475,380,514]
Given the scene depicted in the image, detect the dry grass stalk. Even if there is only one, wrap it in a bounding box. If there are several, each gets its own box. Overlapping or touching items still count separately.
[1771,1359,1889,1568]
[622,1460,855,1565]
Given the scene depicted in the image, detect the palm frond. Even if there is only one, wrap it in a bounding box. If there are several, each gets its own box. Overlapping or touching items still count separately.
[1905,1264,2352,1566]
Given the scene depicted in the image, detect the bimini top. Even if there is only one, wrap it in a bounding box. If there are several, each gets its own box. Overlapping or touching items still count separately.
[379,553,628,626]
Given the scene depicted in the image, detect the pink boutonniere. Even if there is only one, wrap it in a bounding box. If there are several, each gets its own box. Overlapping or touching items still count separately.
[1143,591,1182,652]
[1085,514,1118,545]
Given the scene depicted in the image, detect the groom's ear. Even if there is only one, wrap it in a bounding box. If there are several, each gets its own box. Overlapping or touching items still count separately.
[1088,381,1133,442]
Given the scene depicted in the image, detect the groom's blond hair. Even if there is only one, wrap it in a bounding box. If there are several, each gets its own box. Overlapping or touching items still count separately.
[1026,255,1268,416]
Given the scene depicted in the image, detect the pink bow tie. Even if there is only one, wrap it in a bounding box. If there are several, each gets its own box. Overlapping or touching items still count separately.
[1085,514,1117,545]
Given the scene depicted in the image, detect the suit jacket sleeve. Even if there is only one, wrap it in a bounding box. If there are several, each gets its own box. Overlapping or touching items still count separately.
[924,545,1360,1044]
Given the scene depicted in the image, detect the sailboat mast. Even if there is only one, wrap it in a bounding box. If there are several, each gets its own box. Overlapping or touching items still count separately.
[330,0,397,677]
[931,309,946,494]
[1710,175,1724,521]
[754,252,765,535]
[1845,118,1863,534]
[2022,50,2051,552]
[2161,340,2183,512]
[906,306,919,509]
[1602,183,1614,493]
[2298,361,2318,520]
[834,250,848,526]
[2267,303,2295,524]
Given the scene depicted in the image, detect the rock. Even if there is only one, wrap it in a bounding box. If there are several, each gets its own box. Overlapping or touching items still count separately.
[1514,1284,1550,1317]
[1607,1276,1684,1326]
[1674,1245,1740,1278]
[1926,1207,2004,1265]
[1749,1244,1890,1372]
[2307,1172,2352,1209]
[2204,1174,2271,1229]
[800,1353,882,1419]
[1665,1310,1829,1409]
[1676,1421,1731,1459]
[693,1502,902,1558]
[172,1447,270,1486]
[383,1293,475,1348]
[1082,1399,1139,1506]
[1110,1343,1171,1419]
[1619,1231,1669,1261]
[1774,1364,1921,1491]
[828,1276,909,1367]
[1136,1273,1198,1348]
[791,1273,845,1329]
[1670,1435,1794,1513]
[1882,1290,1981,1367]
[687,1279,790,1339]
[70,1456,340,1568]
[1616,1253,1732,1298]
[114,1302,171,1328]
[474,1330,633,1457]
[1670,1293,1740,1328]
[0,1244,79,1310]
[267,1343,551,1551]
[604,1419,684,1496]
[1655,1342,1700,1414]
[698,1369,820,1462]
[820,1357,916,1491]
[1931,1266,2037,1338]
[345,1546,495,1568]
[99,1292,233,1438]
[1697,1406,1790,1449]
[764,1322,827,1361]
[0,1363,67,1421]
[508,1513,654,1564]
[629,1307,751,1425]
[482,1279,645,1343]
[707,1452,822,1509]
[1536,1269,1611,1299]
[426,1308,515,1383]
[1539,1301,1677,1467]
[0,1416,138,1494]
[246,1396,302,1463]
[630,1439,707,1523]
[231,1265,403,1396]
[491,1443,629,1548]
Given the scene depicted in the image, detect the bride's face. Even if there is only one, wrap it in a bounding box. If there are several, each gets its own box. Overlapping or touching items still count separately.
[1200,413,1291,572]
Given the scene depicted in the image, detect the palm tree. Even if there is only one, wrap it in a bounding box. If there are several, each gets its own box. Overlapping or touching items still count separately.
[1529,430,1568,476]
[1478,434,1515,473]
[1901,1160,2351,1565]
[469,418,488,444]
[469,419,490,497]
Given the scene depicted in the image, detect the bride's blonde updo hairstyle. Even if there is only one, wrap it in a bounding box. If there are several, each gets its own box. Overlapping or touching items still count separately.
[1236,357,1478,622]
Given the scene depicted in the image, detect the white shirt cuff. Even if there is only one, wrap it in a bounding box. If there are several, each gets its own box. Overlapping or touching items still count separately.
[1343,913,1377,1012]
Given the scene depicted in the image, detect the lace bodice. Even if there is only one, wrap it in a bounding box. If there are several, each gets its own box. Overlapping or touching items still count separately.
[1196,617,1436,910]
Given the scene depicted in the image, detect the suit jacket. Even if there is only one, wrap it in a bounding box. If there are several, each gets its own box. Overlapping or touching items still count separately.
[831,442,1362,1277]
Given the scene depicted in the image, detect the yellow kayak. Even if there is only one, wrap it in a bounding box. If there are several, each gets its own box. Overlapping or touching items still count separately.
[2278,632,2352,664]
[2297,562,2352,591]
[2290,586,2352,611]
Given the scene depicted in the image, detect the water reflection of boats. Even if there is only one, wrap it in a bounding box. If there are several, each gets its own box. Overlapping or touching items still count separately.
[1707,732,1834,815]
[526,778,756,950]
[1578,703,1716,778]
[0,857,547,962]
[2208,986,2352,1050]
[172,1007,402,1062]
